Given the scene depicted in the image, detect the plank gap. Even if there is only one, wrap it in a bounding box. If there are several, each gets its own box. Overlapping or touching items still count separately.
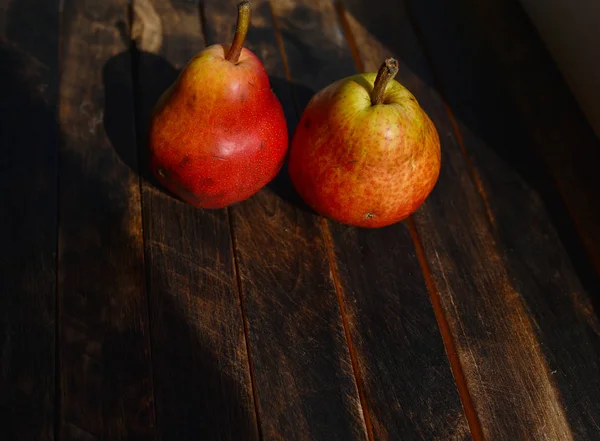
[267,2,371,437]
[266,0,301,114]
[57,0,157,436]
[197,0,210,54]
[404,7,497,232]
[56,6,65,441]
[199,2,262,437]
[442,103,496,229]
[226,207,264,441]
[55,163,63,441]
[402,0,600,436]
[2,0,61,437]
[407,218,485,441]
[133,2,260,437]
[267,2,372,438]
[335,2,484,439]
[333,2,364,73]
[321,219,375,441]
[127,1,160,439]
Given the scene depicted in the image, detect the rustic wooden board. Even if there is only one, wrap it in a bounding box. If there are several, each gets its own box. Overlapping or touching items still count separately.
[57,0,156,439]
[132,1,259,439]
[326,223,474,441]
[401,0,600,439]
[201,1,369,440]
[333,0,600,439]
[270,1,472,439]
[462,0,600,276]
[0,0,59,439]
[0,0,9,33]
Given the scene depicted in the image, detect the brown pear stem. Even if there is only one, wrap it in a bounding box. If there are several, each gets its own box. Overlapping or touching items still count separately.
[225,1,251,64]
[371,58,399,105]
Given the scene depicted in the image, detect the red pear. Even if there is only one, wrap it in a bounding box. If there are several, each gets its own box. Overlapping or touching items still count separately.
[149,1,288,208]
[289,58,441,228]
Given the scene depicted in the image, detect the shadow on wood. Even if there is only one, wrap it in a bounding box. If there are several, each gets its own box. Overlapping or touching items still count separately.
[0,0,62,436]
[0,37,58,441]
[102,42,258,438]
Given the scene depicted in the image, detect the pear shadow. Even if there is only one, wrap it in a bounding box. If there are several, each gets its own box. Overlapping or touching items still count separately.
[2,16,161,438]
[265,159,314,214]
[264,75,317,215]
[101,37,261,441]
[104,18,187,203]
[103,48,174,191]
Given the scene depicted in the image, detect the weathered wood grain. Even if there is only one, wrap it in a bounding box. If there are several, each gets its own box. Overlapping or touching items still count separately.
[0,0,12,36]
[57,0,156,439]
[465,0,600,276]
[132,1,259,439]
[402,0,600,439]
[326,221,475,441]
[0,0,59,439]
[339,0,600,439]
[201,1,369,439]
[270,1,472,439]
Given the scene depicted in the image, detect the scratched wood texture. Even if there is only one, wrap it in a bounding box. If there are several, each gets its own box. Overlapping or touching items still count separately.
[0,0,59,439]
[58,0,156,439]
[269,1,472,440]
[396,0,600,439]
[452,0,600,276]
[2,0,600,439]
[339,0,600,439]
[201,1,368,440]
[132,1,259,440]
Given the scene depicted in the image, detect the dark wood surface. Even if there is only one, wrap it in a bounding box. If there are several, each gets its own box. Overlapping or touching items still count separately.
[1,0,600,440]
[271,1,470,440]
[203,2,368,440]
[1,1,59,439]
[337,0,600,440]
[134,1,258,440]
[58,1,156,439]
[402,0,600,438]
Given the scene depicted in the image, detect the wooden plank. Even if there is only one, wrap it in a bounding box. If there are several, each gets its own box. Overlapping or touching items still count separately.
[201,1,369,439]
[326,223,474,441]
[0,1,59,439]
[132,1,259,439]
[0,0,11,35]
[270,1,472,439]
[57,0,156,439]
[402,0,600,439]
[340,0,600,439]
[466,0,600,276]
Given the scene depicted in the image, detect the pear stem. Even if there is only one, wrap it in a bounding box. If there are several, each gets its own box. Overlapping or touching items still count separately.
[225,1,251,64]
[371,58,399,105]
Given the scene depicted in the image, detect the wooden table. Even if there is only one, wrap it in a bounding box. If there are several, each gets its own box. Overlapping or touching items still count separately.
[2,0,600,439]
